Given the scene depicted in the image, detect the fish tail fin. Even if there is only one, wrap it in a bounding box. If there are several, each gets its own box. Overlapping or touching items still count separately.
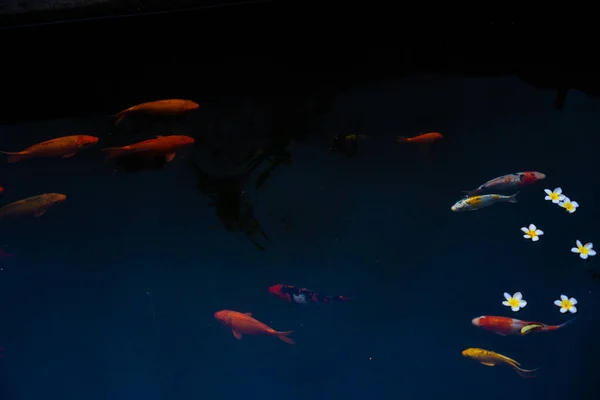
[0,151,27,163]
[274,330,295,345]
[514,365,540,378]
[396,136,408,143]
[558,318,576,329]
[508,192,520,203]
[102,147,128,159]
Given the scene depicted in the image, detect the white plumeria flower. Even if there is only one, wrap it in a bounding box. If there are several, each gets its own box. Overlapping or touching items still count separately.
[558,197,579,213]
[544,187,565,204]
[521,223,544,241]
[502,292,527,312]
[571,240,596,259]
[554,294,578,314]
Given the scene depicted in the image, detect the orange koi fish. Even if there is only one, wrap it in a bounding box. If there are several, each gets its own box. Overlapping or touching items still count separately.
[113,99,199,125]
[397,132,443,143]
[214,310,295,345]
[102,135,194,162]
[0,193,66,220]
[1,135,99,163]
[463,171,545,197]
[462,348,539,378]
[472,315,575,336]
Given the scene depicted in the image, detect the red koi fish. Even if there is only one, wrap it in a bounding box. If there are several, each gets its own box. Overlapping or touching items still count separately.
[102,135,194,162]
[397,132,443,144]
[464,171,545,197]
[113,99,199,125]
[0,135,98,163]
[472,315,575,336]
[269,284,354,304]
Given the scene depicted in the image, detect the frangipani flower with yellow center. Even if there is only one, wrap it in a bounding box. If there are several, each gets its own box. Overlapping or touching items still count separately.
[502,292,527,312]
[544,187,565,204]
[521,223,544,241]
[554,294,578,314]
[558,197,579,213]
[571,240,596,260]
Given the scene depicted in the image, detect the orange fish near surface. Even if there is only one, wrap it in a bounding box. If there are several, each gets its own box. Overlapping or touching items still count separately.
[214,310,296,345]
[472,315,575,336]
[0,193,66,220]
[1,135,99,163]
[397,132,443,143]
[113,99,199,125]
[102,135,195,162]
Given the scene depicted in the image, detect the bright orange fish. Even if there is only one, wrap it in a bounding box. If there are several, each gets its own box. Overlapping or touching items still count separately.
[113,99,199,125]
[102,135,195,162]
[397,132,443,143]
[1,135,99,163]
[0,193,66,220]
[462,348,539,378]
[214,310,295,344]
[472,315,575,336]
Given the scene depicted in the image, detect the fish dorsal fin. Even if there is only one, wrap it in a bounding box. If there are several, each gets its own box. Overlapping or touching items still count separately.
[244,312,252,316]
[520,324,544,335]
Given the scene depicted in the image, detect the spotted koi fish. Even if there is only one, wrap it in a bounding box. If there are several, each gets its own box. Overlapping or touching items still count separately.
[269,284,354,304]
[463,171,545,197]
[451,193,518,212]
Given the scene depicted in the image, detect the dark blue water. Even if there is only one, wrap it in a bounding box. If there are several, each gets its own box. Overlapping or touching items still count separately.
[0,75,598,399]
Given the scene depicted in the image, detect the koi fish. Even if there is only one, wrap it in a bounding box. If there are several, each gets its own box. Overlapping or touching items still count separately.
[214,310,295,344]
[451,193,518,212]
[472,315,575,336]
[462,348,539,378]
[113,99,199,125]
[463,171,545,197]
[397,132,443,143]
[269,284,355,304]
[102,135,194,161]
[0,193,66,220]
[1,135,99,163]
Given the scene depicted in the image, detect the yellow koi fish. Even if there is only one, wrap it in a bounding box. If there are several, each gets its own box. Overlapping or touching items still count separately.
[462,348,539,378]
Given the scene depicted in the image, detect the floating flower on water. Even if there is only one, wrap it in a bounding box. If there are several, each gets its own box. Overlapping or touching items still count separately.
[571,240,596,259]
[558,197,579,213]
[554,294,578,314]
[502,292,527,312]
[544,187,565,204]
[521,224,544,241]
